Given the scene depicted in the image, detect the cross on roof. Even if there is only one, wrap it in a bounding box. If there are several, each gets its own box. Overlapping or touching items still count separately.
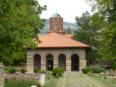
[56,9,57,13]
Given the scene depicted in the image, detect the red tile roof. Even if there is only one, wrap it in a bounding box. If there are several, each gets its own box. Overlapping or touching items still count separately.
[23,32,90,50]
[63,34,74,39]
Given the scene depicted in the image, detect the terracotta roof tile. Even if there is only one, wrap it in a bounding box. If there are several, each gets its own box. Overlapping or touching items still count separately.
[63,34,74,39]
[35,32,90,48]
[23,32,91,50]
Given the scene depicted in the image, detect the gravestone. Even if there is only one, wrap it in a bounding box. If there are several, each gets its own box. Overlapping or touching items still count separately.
[38,74,45,86]
[0,62,4,87]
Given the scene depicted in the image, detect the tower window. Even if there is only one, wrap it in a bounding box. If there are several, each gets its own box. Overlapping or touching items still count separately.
[54,24,57,31]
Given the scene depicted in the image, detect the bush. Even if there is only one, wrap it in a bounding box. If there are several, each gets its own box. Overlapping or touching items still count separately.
[9,69,16,74]
[21,69,26,74]
[52,68,64,76]
[87,70,93,76]
[100,66,106,69]
[34,69,39,73]
[81,67,105,74]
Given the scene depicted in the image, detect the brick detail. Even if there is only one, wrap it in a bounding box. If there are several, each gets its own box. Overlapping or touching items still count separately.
[27,64,34,72]
[49,18,63,32]
[41,66,46,71]
[26,48,87,72]
[54,59,58,69]
[79,60,87,71]
[66,60,71,72]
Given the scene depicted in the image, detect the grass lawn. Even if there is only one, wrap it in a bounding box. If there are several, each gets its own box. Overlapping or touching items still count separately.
[44,71,59,87]
[87,74,116,87]
[4,71,59,87]
[5,79,38,87]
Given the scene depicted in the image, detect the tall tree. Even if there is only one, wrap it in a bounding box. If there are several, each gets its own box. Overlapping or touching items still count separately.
[86,0,116,62]
[99,23,116,63]
[74,11,102,63]
[0,0,46,64]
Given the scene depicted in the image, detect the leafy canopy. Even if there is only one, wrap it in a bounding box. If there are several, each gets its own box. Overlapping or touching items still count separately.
[74,11,102,62]
[86,0,116,61]
[0,0,46,64]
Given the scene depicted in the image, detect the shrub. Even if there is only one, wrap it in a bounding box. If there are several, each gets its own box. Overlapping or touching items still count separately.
[100,66,106,69]
[87,70,93,76]
[9,69,16,74]
[52,68,64,76]
[34,69,39,73]
[21,69,26,74]
[81,67,105,74]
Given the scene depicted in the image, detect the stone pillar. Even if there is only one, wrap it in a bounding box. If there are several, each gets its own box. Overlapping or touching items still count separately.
[66,59,71,72]
[0,62,4,87]
[27,51,34,73]
[54,59,58,69]
[41,59,46,71]
[79,60,87,71]
[27,59,34,73]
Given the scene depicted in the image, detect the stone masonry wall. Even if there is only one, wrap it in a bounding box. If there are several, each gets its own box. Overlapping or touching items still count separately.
[0,62,4,87]
[27,48,87,72]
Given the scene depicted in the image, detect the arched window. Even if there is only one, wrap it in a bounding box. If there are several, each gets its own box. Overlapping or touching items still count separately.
[71,54,79,71]
[58,54,66,71]
[34,54,41,70]
[46,54,53,71]
[54,24,57,31]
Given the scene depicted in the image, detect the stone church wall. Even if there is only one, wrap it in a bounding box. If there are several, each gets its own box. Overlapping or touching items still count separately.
[27,48,87,72]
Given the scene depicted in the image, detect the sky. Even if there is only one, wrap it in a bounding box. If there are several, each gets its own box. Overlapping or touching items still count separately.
[38,0,92,23]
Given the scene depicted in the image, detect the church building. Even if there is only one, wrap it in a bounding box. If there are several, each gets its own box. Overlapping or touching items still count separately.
[25,13,91,72]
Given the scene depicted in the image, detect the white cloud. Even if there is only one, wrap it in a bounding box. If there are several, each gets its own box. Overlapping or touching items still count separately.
[38,0,91,23]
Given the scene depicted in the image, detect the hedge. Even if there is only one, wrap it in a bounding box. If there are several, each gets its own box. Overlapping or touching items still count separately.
[81,67,105,74]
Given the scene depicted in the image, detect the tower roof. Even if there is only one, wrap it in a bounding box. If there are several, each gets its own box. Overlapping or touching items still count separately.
[51,13,62,18]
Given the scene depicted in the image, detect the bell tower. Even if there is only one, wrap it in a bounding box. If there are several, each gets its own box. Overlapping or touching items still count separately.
[47,13,64,35]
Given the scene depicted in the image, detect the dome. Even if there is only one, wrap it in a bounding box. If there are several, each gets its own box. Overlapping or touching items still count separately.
[51,13,62,18]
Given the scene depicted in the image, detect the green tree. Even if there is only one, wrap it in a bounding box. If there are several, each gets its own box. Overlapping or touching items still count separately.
[0,0,46,64]
[64,26,72,34]
[74,11,102,63]
[86,0,116,26]
[86,0,116,62]
[99,23,116,62]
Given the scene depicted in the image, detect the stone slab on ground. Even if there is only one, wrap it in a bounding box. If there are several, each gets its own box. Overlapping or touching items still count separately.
[57,72,103,87]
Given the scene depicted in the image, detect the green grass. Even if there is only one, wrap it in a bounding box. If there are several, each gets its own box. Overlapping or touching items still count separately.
[4,71,9,74]
[38,70,47,73]
[4,71,59,87]
[5,66,16,74]
[44,71,60,87]
[88,74,116,87]
[4,79,38,87]
[5,66,15,71]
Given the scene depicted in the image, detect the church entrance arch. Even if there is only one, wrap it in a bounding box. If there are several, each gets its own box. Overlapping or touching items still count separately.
[71,54,79,71]
[46,54,53,71]
[34,54,41,70]
[58,54,66,71]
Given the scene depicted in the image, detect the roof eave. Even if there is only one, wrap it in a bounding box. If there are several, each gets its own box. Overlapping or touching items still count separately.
[23,46,91,51]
